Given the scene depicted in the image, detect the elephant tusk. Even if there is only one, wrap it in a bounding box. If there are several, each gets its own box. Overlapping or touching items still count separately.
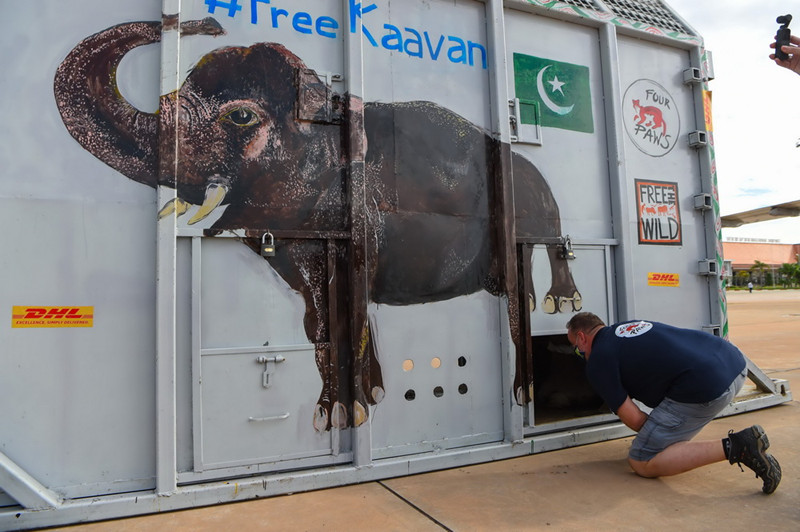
[157,197,190,220]
[188,183,229,225]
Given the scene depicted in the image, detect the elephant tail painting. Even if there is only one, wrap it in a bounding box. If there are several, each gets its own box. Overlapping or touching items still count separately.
[53,16,225,188]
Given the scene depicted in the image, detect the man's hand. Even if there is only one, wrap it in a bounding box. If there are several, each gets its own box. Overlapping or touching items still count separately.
[616,396,648,432]
[770,35,800,75]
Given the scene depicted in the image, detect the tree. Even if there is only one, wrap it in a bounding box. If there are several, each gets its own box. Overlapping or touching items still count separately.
[736,270,751,287]
[778,262,800,287]
[749,260,768,286]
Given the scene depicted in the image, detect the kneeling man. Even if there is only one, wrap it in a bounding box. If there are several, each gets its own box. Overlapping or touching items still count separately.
[566,312,781,493]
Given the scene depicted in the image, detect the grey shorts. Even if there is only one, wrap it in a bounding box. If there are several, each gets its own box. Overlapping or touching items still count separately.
[629,368,747,462]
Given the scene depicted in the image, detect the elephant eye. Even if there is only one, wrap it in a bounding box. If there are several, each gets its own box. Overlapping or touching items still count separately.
[221,106,260,127]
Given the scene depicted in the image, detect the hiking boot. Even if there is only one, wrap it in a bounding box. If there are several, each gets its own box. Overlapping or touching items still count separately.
[727,425,782,494]
[762,455,782,495]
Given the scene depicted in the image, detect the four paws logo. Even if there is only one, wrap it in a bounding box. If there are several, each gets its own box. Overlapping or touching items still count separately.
[615,320,653,338]
[622,79,680,157]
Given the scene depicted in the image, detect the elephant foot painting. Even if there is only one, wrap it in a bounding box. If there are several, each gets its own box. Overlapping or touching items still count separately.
[54,16,582,432]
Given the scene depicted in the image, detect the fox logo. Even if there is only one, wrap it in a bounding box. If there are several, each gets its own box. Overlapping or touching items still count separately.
[632,99,667,135]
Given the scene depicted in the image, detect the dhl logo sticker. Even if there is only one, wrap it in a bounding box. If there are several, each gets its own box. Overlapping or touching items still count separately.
[12,306,94,328]
[647,272,680,287]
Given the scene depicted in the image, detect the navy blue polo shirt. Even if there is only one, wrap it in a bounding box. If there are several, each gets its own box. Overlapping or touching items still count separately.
[585,320,746,412]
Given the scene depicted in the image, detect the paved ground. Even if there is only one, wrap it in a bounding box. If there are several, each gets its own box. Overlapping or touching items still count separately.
[51,290,800,531]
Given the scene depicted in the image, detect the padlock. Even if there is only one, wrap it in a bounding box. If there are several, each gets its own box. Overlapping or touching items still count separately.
[261,231,276,257]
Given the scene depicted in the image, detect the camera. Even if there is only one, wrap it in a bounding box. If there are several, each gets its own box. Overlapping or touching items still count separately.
[775,14,792,61]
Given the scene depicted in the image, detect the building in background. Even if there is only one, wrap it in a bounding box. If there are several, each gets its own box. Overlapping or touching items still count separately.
[723,238,800,287]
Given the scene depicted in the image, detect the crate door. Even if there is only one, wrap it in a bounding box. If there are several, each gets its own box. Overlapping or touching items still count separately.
[169,0,353,480]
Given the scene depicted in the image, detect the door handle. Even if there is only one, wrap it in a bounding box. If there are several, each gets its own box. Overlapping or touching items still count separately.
[248,412,290,422]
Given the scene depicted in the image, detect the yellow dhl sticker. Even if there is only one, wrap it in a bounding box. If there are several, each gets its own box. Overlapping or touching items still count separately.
[648,272,680,287]
[12,306,94,328]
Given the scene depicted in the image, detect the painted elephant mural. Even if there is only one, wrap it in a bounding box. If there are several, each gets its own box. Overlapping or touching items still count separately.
[54,16,582,432]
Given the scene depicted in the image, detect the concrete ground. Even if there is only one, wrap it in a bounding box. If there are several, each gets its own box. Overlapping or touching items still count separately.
[52,289,800,532]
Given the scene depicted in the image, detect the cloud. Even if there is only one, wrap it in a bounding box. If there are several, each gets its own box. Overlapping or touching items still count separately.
[667,0,800,243]
[736,187,775,197]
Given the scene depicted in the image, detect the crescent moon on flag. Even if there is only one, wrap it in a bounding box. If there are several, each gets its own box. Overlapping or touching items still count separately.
[537,65,574,116]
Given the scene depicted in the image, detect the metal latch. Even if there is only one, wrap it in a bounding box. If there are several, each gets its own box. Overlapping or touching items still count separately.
[688,130,708,149]
[509,99,519,142]
[698,259,718,276]
[508,98,542,145]
[682,67,704,84]
[693,193,713,211]
[256,354,286,388]
[296,69,343,124]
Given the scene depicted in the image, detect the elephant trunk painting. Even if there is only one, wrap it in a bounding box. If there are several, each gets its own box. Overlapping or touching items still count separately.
[54,16,582,432]
[54,17,226,189]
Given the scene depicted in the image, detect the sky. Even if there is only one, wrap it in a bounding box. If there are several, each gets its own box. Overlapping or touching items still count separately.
[664,0,800,244]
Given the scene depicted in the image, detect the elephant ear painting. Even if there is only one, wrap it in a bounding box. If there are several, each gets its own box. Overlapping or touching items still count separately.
[54,17,582,431]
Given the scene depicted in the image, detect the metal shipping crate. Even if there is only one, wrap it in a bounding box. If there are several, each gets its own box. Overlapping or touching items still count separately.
[0,0,790,528]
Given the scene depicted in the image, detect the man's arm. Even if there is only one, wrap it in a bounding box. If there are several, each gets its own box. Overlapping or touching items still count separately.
[616,396,648,431]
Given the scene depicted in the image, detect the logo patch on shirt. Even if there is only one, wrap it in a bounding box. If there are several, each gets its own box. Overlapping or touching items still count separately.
[615,321,653,338]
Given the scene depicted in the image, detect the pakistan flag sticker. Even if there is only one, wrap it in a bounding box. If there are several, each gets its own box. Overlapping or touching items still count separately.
[513,53,594,133]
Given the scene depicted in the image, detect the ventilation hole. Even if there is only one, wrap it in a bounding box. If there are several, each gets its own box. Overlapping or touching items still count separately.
[458,383,468,395]
[433,386,444,398]
[458,356,467,367]
[431,357,441,369]
[405,389,416,401]
[402,359,414,372]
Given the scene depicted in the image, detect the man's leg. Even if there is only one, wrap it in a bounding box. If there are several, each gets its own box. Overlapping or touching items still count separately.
[627,370,747,476]
[629,439,725,478]
[629,425,781,493]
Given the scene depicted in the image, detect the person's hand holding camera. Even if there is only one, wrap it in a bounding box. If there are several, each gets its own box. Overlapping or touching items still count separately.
[771,14,800,75]
[770,34,800,75]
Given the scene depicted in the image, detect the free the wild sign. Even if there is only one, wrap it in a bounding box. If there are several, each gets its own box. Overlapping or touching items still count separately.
[636,180,682,245]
